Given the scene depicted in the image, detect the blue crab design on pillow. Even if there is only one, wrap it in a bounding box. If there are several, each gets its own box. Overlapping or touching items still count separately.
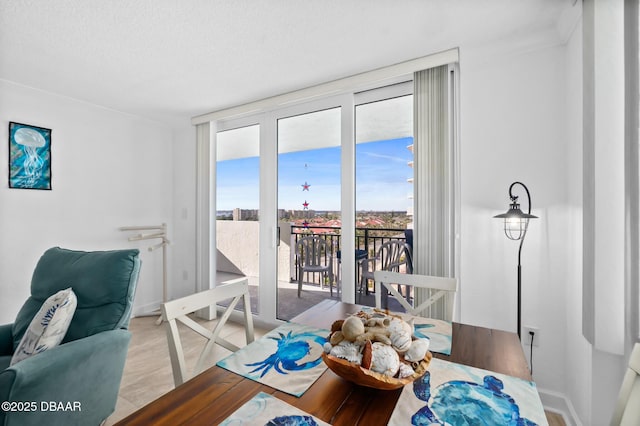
[411,371,538,425]
[245,330,326,377]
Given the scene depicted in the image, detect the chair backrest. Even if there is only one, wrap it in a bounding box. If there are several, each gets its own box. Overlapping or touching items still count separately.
[374,270,457,320]
[377,240,410,272]
[611,343,640,425]
[161,277,255,387]
[296,236,331,268]
[11,247,140,350]
[402,242,413,274]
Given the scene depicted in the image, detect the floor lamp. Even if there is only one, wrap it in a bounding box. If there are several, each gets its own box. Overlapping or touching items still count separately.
[494,182,537,340]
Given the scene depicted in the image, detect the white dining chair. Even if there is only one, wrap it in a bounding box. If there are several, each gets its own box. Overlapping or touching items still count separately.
[161,277,255,387]
[374,270,457,321]
[611,343,640,425]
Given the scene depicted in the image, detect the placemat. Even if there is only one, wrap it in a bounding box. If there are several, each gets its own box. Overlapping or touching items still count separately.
[220,391,330,426]
[405,315,451,356]
[388,357,547,425]
[217,322,329,397]
[360,307,453,355]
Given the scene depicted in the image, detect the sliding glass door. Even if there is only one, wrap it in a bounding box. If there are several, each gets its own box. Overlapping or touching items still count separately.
[210,87,414,321]
[276,107,342,321]
[354,88,414,307]
[216,124,260,314]
[202,71,457,325]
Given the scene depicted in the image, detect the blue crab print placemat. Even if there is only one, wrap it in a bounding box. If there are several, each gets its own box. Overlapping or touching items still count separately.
[217,322,329,397]
[388,358,547,425]
[360,307,452,355]
[220,391,330,426]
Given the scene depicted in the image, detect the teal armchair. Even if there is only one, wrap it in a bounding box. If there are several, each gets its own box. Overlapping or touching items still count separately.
[0,247,140,426]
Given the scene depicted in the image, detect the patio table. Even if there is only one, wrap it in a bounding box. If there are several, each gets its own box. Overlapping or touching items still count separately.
[336,249,368,297]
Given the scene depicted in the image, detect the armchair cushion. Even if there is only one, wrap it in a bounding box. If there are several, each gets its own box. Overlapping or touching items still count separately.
[11,247,140,350]
[0,329,131,426]
[0,327,10,380]
[0,357,9,372]
[10,288,77,366]
[0,324,13,357]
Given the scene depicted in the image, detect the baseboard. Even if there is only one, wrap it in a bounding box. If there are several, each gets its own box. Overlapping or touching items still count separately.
[132,301,161,318]
[538,387,582,426]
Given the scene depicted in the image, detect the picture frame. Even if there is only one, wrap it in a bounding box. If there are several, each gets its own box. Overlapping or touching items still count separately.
[8,121,52,190]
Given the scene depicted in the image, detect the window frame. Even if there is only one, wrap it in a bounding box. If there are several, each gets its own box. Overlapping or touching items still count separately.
[195,51,460,325]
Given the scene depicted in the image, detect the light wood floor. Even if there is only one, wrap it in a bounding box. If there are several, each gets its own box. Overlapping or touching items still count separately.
[106,315,567,425]
[104,315,269,425]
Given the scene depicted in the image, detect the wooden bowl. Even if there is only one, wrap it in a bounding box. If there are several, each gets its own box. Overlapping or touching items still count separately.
[321,350,432,390]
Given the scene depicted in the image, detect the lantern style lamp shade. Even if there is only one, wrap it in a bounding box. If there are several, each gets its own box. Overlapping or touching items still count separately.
[494,196,538,241]
[493,181,537,340]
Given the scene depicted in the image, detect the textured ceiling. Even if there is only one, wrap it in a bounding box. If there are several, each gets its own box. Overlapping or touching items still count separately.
[0,1,577,128]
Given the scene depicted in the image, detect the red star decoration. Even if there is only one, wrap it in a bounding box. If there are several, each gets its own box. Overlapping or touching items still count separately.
[302,182,310,191]
[303,200,309,210]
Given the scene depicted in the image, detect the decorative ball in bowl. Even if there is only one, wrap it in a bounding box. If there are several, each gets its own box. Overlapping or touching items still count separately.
[321,310,433,390]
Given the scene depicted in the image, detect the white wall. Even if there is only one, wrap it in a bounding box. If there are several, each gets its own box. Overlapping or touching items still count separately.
[170,124,197,300]
[460,10,631,423]
[0,80,174,322]
[459,43,570,408]
[564,18,594,424]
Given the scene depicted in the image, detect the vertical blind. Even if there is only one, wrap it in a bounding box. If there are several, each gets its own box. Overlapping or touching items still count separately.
[413,65,457,320]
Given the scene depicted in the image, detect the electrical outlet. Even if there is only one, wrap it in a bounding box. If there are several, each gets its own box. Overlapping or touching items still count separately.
[523,326,540,347]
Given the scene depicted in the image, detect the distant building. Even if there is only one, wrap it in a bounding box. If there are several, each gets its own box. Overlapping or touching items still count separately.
[233,208,259,221]
[278,209,316,220]
[407,142,414,229]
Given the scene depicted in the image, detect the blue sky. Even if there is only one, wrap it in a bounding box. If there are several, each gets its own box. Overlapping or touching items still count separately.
[216,137,413,211]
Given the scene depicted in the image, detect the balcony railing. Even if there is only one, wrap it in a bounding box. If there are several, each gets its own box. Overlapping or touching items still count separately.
[290,225,408,284]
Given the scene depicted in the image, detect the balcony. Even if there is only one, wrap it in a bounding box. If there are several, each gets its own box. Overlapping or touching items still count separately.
[216,220,411,320]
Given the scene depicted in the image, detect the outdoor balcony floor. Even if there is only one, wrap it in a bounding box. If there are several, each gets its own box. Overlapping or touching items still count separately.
[216,271,404,321]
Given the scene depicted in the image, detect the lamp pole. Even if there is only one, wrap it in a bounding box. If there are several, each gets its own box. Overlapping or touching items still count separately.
[513,184,529,341]
[494,181,537,340]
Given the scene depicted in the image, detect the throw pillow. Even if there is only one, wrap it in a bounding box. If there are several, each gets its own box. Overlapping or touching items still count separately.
[10,287,77,366]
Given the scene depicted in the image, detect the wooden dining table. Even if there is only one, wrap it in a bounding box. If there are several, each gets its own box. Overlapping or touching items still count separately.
[116,299,533,425]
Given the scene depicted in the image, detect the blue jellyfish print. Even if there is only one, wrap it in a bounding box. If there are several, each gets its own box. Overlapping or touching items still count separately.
[10,125,50,189]
[266,415,319,426]
[245,331,326,377]
[411,371,538,425]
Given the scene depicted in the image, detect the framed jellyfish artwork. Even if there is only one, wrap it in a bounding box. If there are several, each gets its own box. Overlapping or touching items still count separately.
[8,122,52,190]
